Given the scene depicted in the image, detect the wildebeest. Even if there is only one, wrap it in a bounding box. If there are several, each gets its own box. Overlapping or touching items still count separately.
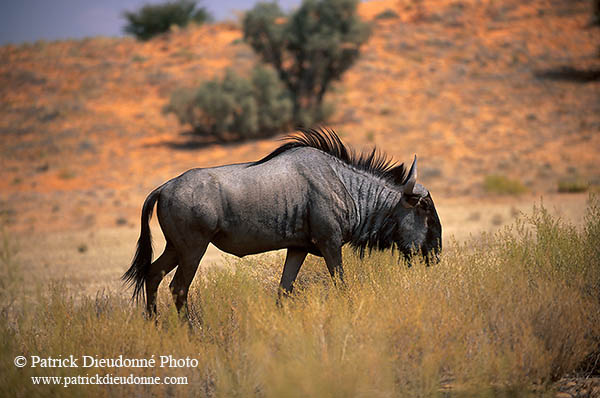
[123,128,441,316]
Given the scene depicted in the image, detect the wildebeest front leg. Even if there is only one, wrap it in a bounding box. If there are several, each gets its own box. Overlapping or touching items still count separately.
[319,243,345,287]
[278,248,308,301]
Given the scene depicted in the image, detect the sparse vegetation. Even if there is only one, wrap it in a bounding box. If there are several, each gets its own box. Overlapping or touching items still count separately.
[2,198,600,396]
[484,174,528,195]
[164,66,292,141]
[558,178,589,193]
[58,169,76,180]
[490,213,503,225]
[123,0,211,41]
[131,54,147,63]
[243,0,371,126]
[375,8,400,20]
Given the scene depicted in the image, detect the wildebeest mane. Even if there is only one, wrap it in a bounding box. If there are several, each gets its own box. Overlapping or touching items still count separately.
[251,128,410,185]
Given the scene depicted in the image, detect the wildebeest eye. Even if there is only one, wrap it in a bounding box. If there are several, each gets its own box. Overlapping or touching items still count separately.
[401,194,421,208]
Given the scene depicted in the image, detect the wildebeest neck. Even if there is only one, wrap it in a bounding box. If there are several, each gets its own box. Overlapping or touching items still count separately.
[332,162,402,257]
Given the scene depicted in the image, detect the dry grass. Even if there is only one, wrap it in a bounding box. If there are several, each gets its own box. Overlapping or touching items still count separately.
[1,197,599,397]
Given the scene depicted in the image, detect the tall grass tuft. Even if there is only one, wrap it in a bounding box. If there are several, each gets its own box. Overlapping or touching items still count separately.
[2,197,600,397]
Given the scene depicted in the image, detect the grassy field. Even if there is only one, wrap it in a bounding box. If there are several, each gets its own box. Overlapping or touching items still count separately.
[1,196,599,397]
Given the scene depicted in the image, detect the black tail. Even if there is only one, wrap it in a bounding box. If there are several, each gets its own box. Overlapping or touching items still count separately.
[122,186,162,304]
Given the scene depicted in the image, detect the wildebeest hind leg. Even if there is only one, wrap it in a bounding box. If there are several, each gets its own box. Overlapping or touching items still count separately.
[145,243,178,316]
[278,248,308,303]
[169,242,208,316]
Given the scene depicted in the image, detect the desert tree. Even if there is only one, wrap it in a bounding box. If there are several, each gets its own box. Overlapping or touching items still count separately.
[243,0,371,125]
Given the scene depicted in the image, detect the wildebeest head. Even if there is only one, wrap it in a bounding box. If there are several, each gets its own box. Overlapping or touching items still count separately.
[392,156,442,265]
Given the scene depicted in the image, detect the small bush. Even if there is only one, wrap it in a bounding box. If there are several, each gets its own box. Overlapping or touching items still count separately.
[58,169,76,180]
[483,174,527,195]
[558,178,589,193]
[375,9,400,20]
[123,0,210,41]
[164,66,292,141]
[251,66,295,133]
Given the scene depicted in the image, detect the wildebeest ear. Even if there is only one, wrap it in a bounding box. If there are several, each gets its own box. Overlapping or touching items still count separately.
[403,155,417,195]
[389,164,407,184]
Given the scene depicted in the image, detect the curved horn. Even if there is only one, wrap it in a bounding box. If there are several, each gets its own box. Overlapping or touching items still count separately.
[403,155,417,195]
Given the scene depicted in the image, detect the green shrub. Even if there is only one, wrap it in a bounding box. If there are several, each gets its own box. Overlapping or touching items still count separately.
[483,174,527,195]
[123,0,210,41]
[164,66,292,141]
[243,0,371,126]
[558,178,589,193]
[375,9,400,20]
[251,66,294,132]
